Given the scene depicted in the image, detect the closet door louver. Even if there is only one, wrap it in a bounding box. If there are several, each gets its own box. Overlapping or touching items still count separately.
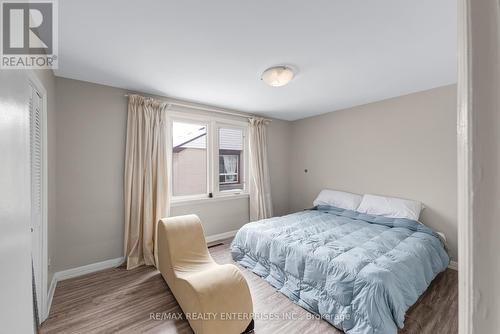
[29,84,43,319]
[30,86,42,221]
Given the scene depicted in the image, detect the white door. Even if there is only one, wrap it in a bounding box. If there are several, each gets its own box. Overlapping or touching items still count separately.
[29,84,44,317]
[0,68,37,334]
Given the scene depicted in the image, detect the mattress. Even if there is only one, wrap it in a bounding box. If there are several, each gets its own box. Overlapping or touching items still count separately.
[230,206,449,334]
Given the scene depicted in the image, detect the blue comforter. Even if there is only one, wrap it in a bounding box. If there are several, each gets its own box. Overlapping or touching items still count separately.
[231,206,449,334]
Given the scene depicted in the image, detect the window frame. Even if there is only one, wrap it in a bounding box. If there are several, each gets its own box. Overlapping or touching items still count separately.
[168,109,249,204]
[214,123,248,197]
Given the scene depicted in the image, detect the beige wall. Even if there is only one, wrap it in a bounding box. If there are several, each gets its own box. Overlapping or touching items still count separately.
[267,118,292,216]
[53,77,291,271]
[469,0,500,331]
[52,77,456,271]
[54,78,127,272]
[171,198,250,237]
[289,85,458,260]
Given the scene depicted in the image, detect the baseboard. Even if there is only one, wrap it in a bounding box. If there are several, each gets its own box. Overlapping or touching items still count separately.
[45,257,125,321]
[448,260,458,271]
[53,257,125,282]
[205,229,238,243]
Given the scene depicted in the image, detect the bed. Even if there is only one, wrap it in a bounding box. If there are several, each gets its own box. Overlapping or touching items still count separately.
[231,205,449,334]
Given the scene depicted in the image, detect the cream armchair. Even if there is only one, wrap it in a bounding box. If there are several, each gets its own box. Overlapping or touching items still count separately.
[157,214,254,334]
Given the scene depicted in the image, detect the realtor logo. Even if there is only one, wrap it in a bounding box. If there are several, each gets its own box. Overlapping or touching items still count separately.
[1,0,58,69]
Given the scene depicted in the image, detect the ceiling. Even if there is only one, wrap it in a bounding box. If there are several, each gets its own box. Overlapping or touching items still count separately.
[56,0,457,121]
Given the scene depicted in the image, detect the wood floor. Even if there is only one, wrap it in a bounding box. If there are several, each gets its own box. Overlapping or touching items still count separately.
[40,241,458,334]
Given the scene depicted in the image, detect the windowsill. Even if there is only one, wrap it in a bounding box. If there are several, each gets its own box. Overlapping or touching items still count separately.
[170,193,249,207]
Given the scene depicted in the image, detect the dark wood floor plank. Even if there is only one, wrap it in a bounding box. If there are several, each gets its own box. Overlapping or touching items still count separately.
[40,241,457,334]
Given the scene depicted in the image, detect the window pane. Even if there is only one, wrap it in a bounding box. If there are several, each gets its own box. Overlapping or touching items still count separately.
[172,121,207,196]
[218,128,243,192]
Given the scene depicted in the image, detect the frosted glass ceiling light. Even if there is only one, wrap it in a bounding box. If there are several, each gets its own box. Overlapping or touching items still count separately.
[261,66,295,87]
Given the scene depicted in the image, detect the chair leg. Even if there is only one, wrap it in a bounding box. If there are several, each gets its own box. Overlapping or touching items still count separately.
[241,319,254,333]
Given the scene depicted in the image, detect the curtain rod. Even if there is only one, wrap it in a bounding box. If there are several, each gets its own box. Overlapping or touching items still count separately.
[124,94,271,122]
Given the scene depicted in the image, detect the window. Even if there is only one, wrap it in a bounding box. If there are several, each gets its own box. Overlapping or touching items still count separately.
[172,121,208,197]
[170,114,248,202]
[218,127,244,192]
[219,153,240,185]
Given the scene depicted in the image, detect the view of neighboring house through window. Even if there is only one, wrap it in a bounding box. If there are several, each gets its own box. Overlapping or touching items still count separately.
[218,128,244,192]
[171,115,247,201]
[172,121,207,197]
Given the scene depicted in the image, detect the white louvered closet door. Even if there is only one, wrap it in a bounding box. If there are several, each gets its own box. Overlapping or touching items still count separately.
[29,84,43,314]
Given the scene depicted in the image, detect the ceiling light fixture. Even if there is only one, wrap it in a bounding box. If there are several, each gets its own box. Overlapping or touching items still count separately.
[261,66,295,87]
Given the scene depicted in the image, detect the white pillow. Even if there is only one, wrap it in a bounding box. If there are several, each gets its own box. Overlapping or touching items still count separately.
[313,189,363,211]
[356,194,423,220]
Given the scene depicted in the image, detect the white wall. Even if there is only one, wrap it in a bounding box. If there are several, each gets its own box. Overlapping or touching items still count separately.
[53,77,291,271]
[289,85,458,260]
[0,71,35,333]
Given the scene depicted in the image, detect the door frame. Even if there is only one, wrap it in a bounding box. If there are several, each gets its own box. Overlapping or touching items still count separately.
[27,71,49,322]
[457,0,474,333]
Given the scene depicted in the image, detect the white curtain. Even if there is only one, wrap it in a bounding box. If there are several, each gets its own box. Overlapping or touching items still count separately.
[248,117,273,220]
[124,95,170,270]
[223,155,237,180]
